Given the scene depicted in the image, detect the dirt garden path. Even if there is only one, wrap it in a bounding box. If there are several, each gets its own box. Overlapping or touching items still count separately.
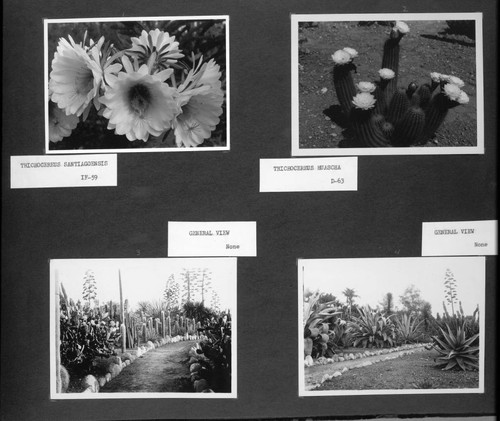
[100,341,196,393]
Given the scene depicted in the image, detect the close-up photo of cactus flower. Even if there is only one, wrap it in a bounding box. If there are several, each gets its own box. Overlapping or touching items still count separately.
[292,15,482,154]
[45,17,228,153]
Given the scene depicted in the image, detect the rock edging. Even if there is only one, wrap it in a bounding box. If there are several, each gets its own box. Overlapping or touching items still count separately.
[186,341,216,393]
[61,334,199,393]
[304,343,430,390]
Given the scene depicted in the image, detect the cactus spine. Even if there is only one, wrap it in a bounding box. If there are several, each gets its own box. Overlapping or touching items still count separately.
[392,106,426,146]
[333,63,357,116]
[387,90,410,125]
[381,36,401,101]
[415,84,432,109]
[350,108,390,147]
[420,92,450,142]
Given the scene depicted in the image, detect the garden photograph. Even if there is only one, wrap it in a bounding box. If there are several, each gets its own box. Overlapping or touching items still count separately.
[45,17,228,153]
[291,14,482,155]
[50,257,236,398]
[298,256,484,395]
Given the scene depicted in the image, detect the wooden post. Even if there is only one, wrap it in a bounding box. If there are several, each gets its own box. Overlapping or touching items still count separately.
[161,311,166,338]
[167,313,172,336]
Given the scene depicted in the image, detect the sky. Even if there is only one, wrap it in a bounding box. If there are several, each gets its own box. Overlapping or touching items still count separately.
[51,258,237,312]
[299,256,485,317]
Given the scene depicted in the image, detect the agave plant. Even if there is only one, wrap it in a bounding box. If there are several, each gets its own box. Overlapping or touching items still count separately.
[431,321,479,371]
[395,313,423,344]
[347,306,396,348]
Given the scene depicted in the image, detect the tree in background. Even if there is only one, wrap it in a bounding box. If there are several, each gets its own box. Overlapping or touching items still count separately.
[317,292,342,307]
[342,288,359,320]
[380,292,395,315]
[163,274,180,311]
[210,290,221,313]
[180,268,198,305]
[82,270,97,308]
[399,284,432,319]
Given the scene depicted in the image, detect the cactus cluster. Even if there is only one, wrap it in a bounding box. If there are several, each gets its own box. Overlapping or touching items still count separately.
[304,322,334,366]
[331,21,470,147]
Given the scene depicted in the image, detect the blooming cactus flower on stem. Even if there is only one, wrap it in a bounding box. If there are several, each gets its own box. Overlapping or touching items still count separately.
[381,22,409,104]
[349,95,390,147]
[420,84,469,143]
[332,49,357,117]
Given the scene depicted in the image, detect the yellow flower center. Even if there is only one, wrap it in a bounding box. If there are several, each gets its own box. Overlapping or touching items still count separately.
[128,83,152,118]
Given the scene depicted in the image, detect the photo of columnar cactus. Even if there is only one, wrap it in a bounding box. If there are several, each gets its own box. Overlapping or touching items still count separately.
[51,258,236,398]
[45,17,228,153]
[292,14,482,155]
[299,257,485,395]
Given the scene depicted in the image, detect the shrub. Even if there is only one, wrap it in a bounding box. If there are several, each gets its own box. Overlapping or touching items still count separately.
[347,306,396,348]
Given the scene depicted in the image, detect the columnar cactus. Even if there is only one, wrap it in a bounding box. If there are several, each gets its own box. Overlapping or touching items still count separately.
[332,48,358,116]
[421,83,469,141]
[381,21,409,102]
[329,21,470,147]
[350,96,390,147]
[386,90,410,125]
[392,106,426,146]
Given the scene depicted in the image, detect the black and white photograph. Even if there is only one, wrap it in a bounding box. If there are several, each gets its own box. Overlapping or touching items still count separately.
[299,256,485,396]
[50,258,237,398]
[45,16,229,153]
[291,13,483,155]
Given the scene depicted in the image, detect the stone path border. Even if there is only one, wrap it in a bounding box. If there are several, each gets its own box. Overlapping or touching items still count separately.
[64,334,199,393]
[304,343,430,391]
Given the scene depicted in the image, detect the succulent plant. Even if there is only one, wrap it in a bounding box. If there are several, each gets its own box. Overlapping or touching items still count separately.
[431,322,479,371]
[330,21,470,147]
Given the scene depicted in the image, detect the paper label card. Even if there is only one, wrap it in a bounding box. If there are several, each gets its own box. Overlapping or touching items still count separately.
[10,155,117,188]
[259,157,357,192]
[168,221,257,257]
[422,220,497,256]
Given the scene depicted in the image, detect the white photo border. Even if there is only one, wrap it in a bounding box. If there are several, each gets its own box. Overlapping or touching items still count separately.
[44,15,230,154]
[291,13,484,156]
[50,257,238,399]
[298,256,485,396]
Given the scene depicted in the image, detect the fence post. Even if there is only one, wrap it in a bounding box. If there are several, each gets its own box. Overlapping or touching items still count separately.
[167,313,172,337]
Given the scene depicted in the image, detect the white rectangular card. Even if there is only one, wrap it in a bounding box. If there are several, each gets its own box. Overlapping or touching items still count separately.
[10,155,117,188]
[422,220,497,256]
[168,221,257,257]
[259,157,357,192]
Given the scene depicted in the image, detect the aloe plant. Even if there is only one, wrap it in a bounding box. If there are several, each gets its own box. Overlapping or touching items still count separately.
[395,313,423,344]
[431,322,479,371]
[347,306,396,348]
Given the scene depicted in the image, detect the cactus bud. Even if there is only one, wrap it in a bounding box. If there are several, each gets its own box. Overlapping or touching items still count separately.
[406,81,418,98]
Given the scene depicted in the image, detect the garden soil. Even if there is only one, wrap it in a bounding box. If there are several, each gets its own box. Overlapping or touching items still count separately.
[298,20,477,149]
[100,341,196,393]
